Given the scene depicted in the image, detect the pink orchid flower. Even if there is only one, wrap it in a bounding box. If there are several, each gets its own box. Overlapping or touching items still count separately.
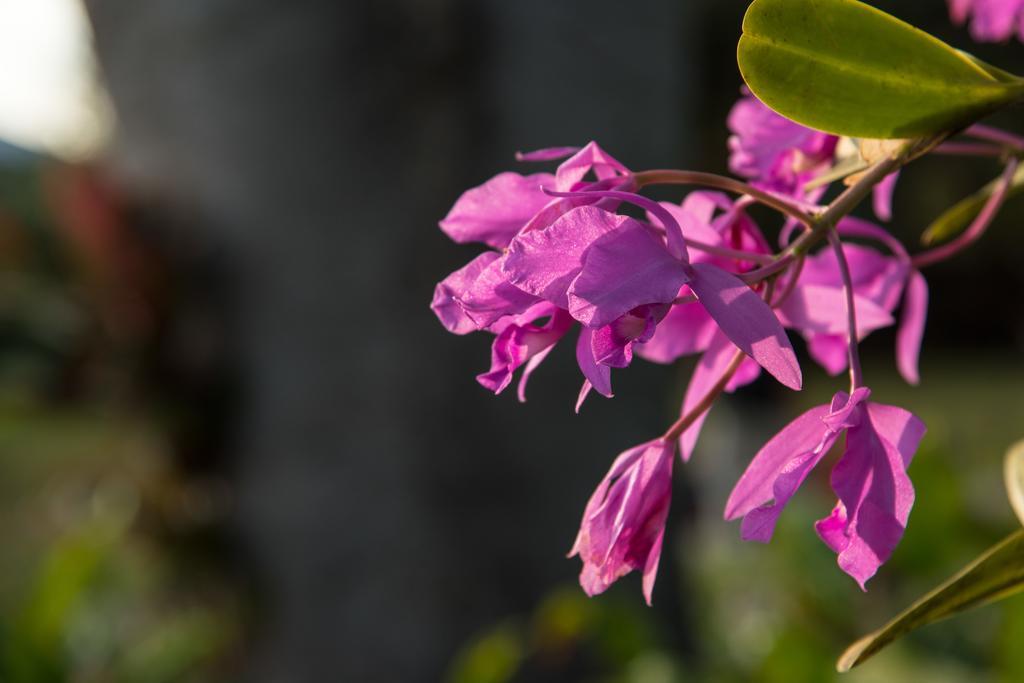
[431,142,631,398]
[725,387,926,589]
[570,438,676,605]
[503,190,802,404]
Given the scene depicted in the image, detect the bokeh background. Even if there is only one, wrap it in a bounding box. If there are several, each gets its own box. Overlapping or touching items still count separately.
[2,1,1024,681]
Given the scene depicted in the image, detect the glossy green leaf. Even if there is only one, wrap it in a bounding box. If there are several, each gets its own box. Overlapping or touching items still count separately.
[837,529,1024,671]
[738,0,1024,139]
[922,165,1024,245]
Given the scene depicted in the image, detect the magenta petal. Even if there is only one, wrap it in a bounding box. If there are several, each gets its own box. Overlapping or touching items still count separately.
[725,404,832,521]
[591,307,661,368]
[682,191,733,226]
[777,285,894,337]
[816,502,850,554]
[651,201,723,247]
[873,171,900,222]
[517,345,555,402]
[740,448,833,543]
[635,299,717,364]
[816,401,924,589]
[477,308,573,396]
[896,271,929,386]
[459,255,540,328]
[688,263,802,390]
[678,331,761,461]
[641,529,665,606]
[576,328,612,401]
[949,0,972,23]
[807,334,850,375]
[968,0,1022,41]
[864,402,927,468]
[568,222,690,328]
[431,252,501,334]
[570,439,675,604]
[516,146,579,162]
[440,172,555,249]
[555,141,628,191]
[504,206,626,308]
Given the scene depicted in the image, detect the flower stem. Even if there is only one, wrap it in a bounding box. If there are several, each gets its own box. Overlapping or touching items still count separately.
[661,281,775,443]
[686,239,774,264]
[662,349,747,442]
[827,230,864,392]
[965,124,1024,151]
[632,170,816,227]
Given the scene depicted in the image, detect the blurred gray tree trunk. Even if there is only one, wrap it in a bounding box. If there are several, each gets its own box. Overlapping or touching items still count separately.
[85,1,701,681]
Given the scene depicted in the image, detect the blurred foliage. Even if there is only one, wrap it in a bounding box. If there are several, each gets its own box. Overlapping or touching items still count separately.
[0,159,241,681]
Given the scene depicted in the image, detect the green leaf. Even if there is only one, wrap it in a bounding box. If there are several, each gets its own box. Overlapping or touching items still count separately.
[738,0,1024,139]
[1005,439,1024,527]
[837,529,1024,671]
[922,165,1024,245]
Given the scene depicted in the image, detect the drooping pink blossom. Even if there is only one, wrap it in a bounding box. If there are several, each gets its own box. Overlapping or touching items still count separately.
[949,0,1024,42]
[431,142,633,400]
[725,388,926,588]
[570,438,675,605]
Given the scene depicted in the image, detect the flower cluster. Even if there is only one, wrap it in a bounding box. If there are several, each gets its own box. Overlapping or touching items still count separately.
[430,85,1020,602]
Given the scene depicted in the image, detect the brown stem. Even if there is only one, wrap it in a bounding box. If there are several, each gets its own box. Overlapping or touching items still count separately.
[633,169,816,227]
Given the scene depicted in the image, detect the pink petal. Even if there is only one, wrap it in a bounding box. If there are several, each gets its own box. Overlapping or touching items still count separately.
[570,439,675,604]
[431,252,501,334]
[682,191,733,225]
[516,146,579,162]
[567,222,689,328]
[476,308,573,395]
[725,404,832,521]
[590,306,662,368]
[865,402,927,468]
[504,206,626,308]
[949,0,972,24]
[517,345,555,402]
[776,285,895,337]
[728,389,869,543]
[815,401,924,589]
[872,171,900,223]
[688,263,802,390]
[641,530,665,606]
[440,172,555,249]
[740,448,833,543]
[555,141,629,191]
[896,271,928,386]
[459,255,541,329]
[969,0,1021,41]
[807,334,850,376]
[576,327,612,401]
[634,298,717,364]
[651,201,723,247]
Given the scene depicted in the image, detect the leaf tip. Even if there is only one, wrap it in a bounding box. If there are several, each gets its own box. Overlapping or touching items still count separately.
[836,633,875,673]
